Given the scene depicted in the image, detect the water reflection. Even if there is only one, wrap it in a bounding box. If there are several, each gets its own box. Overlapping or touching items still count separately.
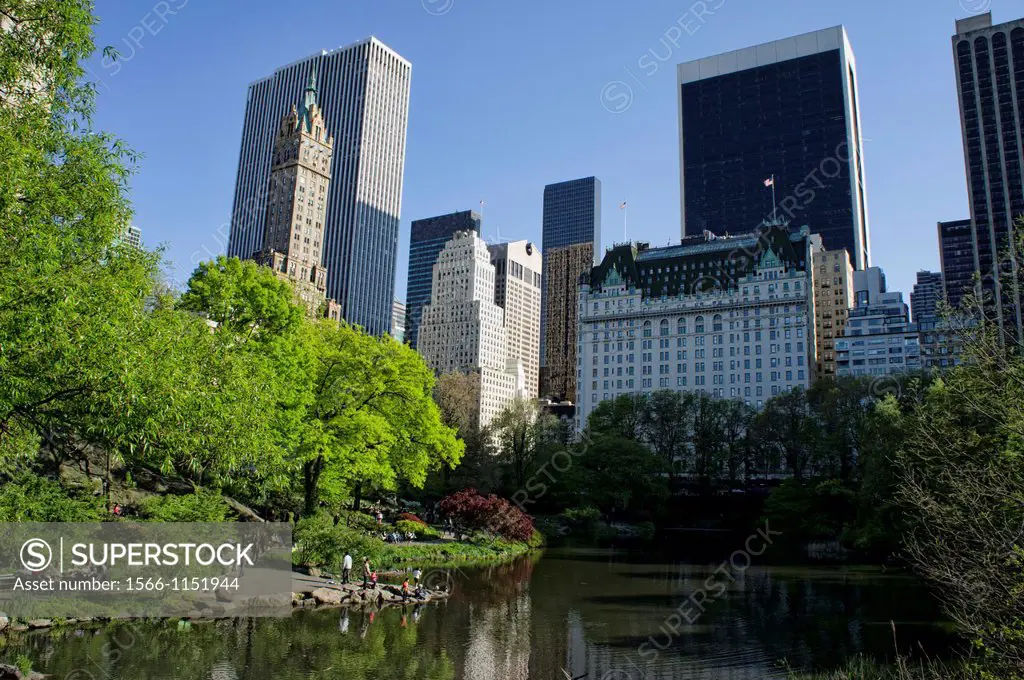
[7,549,952,679]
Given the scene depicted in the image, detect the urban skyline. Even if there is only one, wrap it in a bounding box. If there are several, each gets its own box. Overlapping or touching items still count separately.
[94,0,1007,305]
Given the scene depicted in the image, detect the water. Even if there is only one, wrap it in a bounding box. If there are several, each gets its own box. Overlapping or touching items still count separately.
[5,548,953,679]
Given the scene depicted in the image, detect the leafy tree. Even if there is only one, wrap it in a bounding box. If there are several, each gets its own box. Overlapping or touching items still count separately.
[298,323,463,515]
[178,256,304,341]
[557,437,670,519]
[586,393,646,440]
[638,390,691,481]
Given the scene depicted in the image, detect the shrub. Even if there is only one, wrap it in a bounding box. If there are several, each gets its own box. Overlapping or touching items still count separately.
[0,475,105,522]
[294,514,392,569]
[438,488,535,543]
[396,520,439,540]
[562,506,601,524]
[141,490,231,522]
[396,512,426,525]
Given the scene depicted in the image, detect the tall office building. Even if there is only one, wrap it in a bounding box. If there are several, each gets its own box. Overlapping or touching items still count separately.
[677,26,871,269]
[911,271,945,323]
[228,38,411,336]
[391,299,406,342]
[543,243,593,401]
[253,72,341,320]
[811,249,855,380]
[540,177,601,399]
[418,231,525,429]
[405,210,482,348]
[952,13,1024,345]
[489,241,543,400]
[938,218,976,310]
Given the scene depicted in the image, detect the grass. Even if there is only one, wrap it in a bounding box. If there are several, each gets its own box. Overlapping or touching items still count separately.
[790,656,980,680]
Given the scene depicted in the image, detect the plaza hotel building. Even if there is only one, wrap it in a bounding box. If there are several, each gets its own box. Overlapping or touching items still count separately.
[575,220,822,431]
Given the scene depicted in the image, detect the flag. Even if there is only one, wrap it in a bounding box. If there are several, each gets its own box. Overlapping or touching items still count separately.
[619,201,627,209]
[763,177,774,187]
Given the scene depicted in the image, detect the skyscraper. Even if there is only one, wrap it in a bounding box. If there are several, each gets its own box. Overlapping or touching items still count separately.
[418,231,525,429]
[911,271,945,324]
[253,71,341,320]
[952,13,1024,344]
[405,210,482,348]
[811,248,854,380]
[228,38,411,336]
[540,177,601,400]
[489,241,542,400]
[938,218,976,310]
[677,26,871,269]
[391,299,406,342]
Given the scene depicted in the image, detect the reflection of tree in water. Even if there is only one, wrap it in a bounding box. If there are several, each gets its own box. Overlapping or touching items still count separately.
[12,611,456,680]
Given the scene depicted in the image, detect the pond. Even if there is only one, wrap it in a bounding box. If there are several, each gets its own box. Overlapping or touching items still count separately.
[5,547,954,679]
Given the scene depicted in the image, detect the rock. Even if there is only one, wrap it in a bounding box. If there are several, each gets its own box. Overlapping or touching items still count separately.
[311,588,342,606]
[8,623,27,632]
[307,567,323,578]
[0,664,18,679]
[0,615,8,632]
[27,619,51,629]
[215,588,233,603]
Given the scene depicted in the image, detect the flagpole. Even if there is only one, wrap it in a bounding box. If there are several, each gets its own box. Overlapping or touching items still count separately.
[771,174,777,221]
[624,203,628,242]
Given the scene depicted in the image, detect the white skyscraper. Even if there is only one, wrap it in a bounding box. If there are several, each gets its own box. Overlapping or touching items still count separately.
[418,231,525,429]
[228,38,411,336]
[489,241,543,400]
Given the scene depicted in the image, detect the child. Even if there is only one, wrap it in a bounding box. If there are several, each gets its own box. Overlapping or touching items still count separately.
[370,570,378,589]
[401,578,411,601]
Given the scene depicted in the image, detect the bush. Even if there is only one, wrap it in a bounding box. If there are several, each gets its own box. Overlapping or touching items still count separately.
[339,510,379,532]
[0,475,105,522]
[396,519,439,540]
[294,514,392,569]
[562,506,601,524]
[141,490,231,522]
[396,512,426,525]
[438,488,535,543]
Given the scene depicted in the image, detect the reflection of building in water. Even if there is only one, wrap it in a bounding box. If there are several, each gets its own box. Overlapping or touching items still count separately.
[464,591,531,679]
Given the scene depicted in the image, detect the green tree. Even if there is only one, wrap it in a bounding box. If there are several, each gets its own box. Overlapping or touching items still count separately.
[298,323,463,515]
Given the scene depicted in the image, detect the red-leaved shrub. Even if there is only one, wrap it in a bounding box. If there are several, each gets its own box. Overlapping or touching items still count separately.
[397,512,426,525]
[438,488,534,543]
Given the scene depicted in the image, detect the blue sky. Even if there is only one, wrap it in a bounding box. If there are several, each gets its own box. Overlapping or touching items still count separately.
[87,0,1004,301]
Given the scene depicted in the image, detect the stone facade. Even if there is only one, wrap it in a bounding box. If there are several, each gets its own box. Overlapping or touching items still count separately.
[542,242,593,402]
[575,222,821,431]
[254,72,341,321]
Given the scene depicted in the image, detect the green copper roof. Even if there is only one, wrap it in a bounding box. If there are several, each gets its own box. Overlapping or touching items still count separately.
[297,64,319,133]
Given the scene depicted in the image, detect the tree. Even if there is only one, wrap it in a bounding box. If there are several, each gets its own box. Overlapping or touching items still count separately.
[560,437,670,519]
[297,323,463,515]
[752,389,813,480]
[638,390,691,481]
[178,256,304,341]
[492,398,557,490]
[586,393,646,441]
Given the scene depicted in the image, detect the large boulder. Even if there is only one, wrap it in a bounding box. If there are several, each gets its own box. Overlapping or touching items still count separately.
[311,588,342,606]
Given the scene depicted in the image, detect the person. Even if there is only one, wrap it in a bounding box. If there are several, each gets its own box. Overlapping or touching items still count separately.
[338,611,350,635]
[112,503,122,517]
[341,552,353,584]
[401,577,411,602]
[362,557,372,589]
[376,510,383,525]
[370,570,378,589]
[412,568,422,587]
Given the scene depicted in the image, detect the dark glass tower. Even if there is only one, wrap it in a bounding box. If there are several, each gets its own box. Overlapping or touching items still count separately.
[952,12,1024,344]
[405,210,481,349]
[540,177,601,399]
[937,218,975,310]
[678,26,870,270]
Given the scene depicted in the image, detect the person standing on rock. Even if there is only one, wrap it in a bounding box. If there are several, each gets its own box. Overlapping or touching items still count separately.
[342,552,353,584]
[362,557,372,589]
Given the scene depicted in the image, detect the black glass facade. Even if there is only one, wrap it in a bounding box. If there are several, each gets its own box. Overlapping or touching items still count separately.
[937,219,975,310]
[680,49,868,269]
[953,16,1024,343]
[542,177,601,252]
[405,210,481,349]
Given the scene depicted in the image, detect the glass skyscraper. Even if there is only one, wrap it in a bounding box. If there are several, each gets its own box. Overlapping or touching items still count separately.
[405,210,482,349]
[952,12,1024,345]
[677,26,870,270]
[227,38,411,336]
